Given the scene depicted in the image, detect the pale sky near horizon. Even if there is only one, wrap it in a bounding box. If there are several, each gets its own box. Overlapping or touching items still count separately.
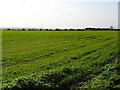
[0,0,119,29]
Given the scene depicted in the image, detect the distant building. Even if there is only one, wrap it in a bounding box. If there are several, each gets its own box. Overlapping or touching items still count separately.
[110,26,113,29]
[118,1,120,29]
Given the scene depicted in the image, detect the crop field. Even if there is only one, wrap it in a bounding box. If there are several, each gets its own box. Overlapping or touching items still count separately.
[2,31,120,89]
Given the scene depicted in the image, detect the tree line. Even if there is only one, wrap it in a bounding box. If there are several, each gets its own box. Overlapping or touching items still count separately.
[1,27,119,31]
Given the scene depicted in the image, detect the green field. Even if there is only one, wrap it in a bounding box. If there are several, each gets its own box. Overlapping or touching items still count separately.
[2,31,120,89]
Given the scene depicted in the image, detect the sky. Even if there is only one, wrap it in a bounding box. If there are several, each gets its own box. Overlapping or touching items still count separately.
[0,0,119,29]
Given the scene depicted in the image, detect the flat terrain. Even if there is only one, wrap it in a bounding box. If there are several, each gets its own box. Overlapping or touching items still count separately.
[2,31,120,89]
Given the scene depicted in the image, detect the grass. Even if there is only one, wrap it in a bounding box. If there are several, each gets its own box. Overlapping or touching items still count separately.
[2,31,119,89]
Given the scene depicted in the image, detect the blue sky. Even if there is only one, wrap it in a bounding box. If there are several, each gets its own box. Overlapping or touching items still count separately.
[0,0,119,29]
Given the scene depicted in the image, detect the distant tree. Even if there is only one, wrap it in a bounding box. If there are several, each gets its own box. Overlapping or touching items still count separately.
[28,29,32,31]
[63,29,68,31]
[77,29,83,31]
[55,28,61,31]
[7,28,10,30]
[39,28,43,31]
[69,28,75,31]
[22,28,25,31]
[49,29,52,31]
[45,29,49,31]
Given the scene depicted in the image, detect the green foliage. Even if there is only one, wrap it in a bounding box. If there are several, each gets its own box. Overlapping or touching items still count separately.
[2,31,119,89]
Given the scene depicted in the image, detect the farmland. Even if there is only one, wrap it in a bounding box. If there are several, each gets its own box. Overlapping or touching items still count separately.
[2,31,120,89]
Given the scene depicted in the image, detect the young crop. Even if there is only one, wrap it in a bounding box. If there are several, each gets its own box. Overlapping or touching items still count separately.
[2,31,119,89]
